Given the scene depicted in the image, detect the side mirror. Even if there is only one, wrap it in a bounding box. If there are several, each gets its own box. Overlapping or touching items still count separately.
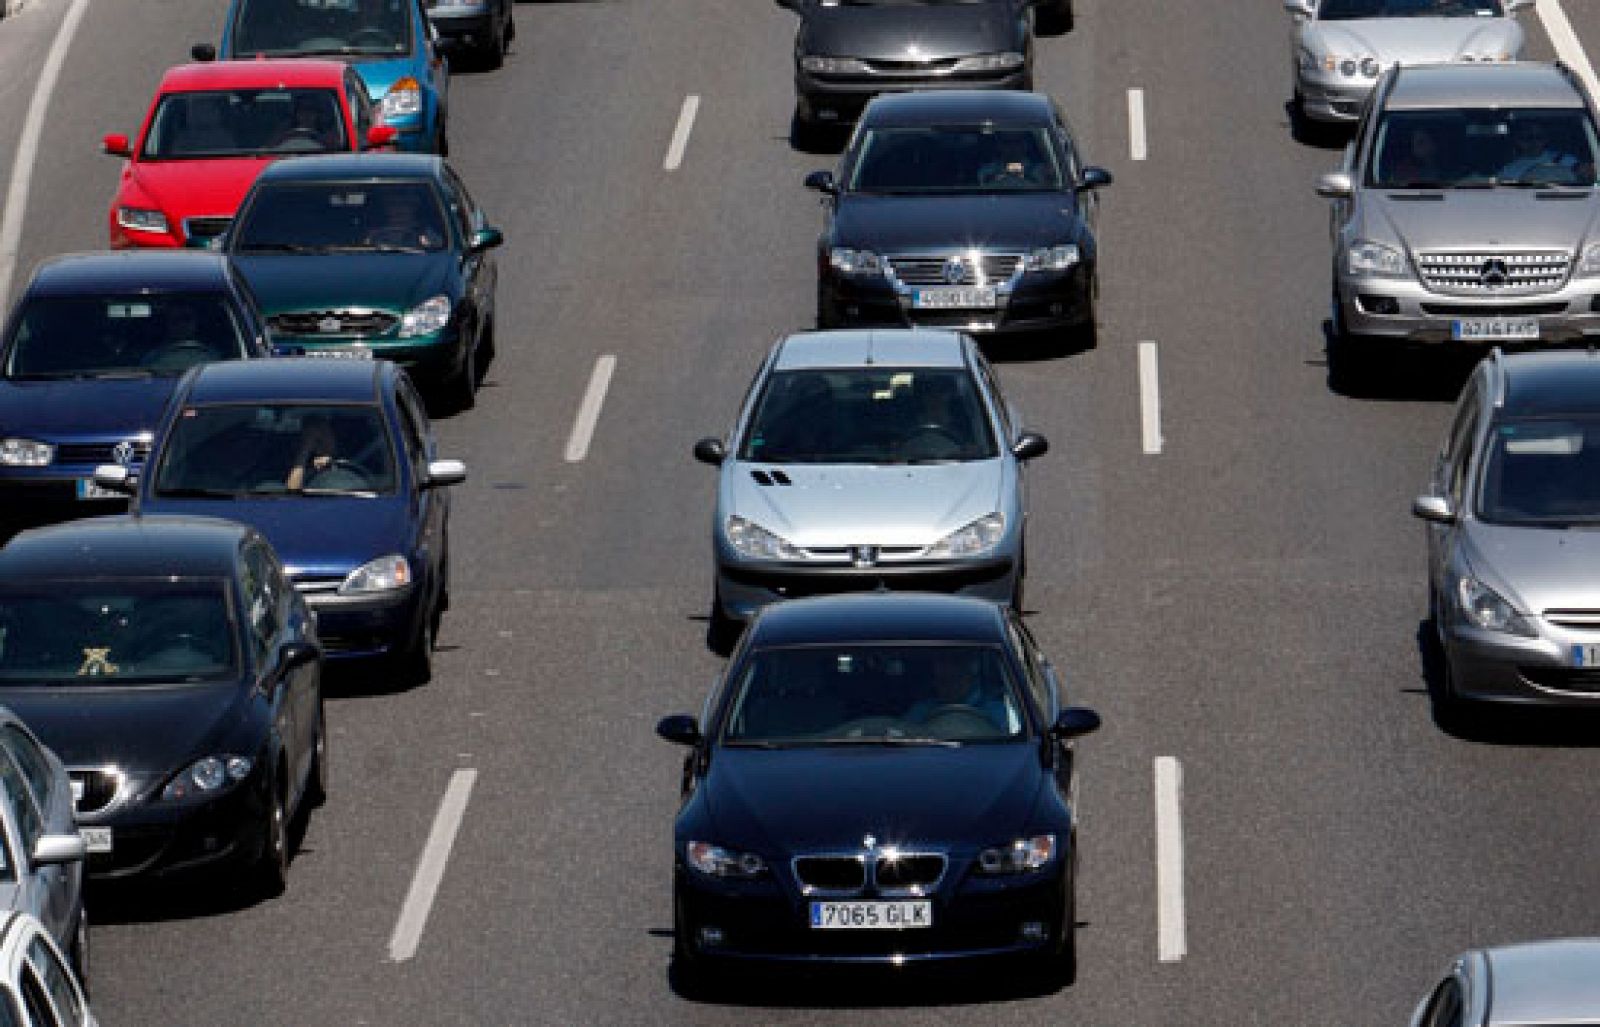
[1282,0,1316,17]
[1051,706,1101,740]
[276,640,322,672]
[693,437,727,466]
[366,125,399,149]
[1316,171,1354,199]
[190,43,218,62]
[1077,166,1113,191]
[423,458,468,488]
[91,464,135,494]
[803,170,838,195]
[1011,432,1048,461]
[32,834,86,867]
[469,227,504,253]
[102,133,131,158]
[1411,495,1456,525]
[656,714,702,746]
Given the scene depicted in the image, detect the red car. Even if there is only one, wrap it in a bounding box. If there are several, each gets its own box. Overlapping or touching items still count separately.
[103,60,396,250]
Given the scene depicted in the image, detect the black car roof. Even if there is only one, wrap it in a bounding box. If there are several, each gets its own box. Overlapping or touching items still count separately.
[182,357,387,405]
[748,594,1009,647]
[21,251,235,297]
[860,90,1053,128]
[1500,350,1600,416]
[0,515,248,581]
[253,153,442,184]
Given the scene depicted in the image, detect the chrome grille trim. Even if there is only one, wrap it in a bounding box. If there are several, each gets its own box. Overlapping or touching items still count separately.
[268,310,399,337]
[886,253,1024,287]
[792,851,948,897]
[55,441,149,465]
[793,855,867,896]
[873,853,947,896]
[182,215,232,242]
[1543,609,1600,629]
[1416,250,1572,296]
[69,768,124,815]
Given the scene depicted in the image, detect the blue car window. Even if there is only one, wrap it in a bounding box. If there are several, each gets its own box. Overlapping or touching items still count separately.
[0,728,54,813]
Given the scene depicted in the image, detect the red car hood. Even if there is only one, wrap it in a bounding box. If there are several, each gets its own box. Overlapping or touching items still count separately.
[121,156,275,220]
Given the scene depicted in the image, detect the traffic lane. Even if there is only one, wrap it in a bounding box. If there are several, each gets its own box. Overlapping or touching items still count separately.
[0,0,70,256]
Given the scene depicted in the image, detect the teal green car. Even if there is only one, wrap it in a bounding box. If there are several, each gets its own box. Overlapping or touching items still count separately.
[226,153,502,410]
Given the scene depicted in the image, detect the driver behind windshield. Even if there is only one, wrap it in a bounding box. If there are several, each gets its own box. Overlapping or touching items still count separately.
[1499,118,1593,183]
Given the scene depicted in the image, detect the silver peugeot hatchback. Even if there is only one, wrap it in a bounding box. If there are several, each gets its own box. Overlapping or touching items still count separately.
[1414,349,1600,721]
[693,329,1047,635]
[1412,937,1600,1026]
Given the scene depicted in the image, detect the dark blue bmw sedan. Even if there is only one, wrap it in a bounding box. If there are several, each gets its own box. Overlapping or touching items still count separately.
[97,358,465,682]
[657,593,1100,985]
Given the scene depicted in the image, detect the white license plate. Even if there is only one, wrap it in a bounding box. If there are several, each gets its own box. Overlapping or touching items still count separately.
[303,346,374,360]
[76,479,122,501]
[810,900,932,930]
[1572,644,1600,668]
[1452,318,1540,342]
[912,286,997,310]
[79,827,111,855]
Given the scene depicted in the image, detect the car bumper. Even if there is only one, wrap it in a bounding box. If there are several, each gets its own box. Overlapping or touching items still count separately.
[1295,68,1375,123]
[1443,621,1600,706]
[821,265,1093,336]
[301,585,422,661]
[0,474,130,527]
[273,328,462,382]
[80,780,270,880]
[1336,277,1600,345]
[716,556,1016,622]
[796,68,1031,126]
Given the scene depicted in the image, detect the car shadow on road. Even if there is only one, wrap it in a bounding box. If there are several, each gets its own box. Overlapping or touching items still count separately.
[1286,100,1352,151]
[789,115,850,157]
[1322,320,1477,401]
[319,658,431,700]
[980,325,1096,365]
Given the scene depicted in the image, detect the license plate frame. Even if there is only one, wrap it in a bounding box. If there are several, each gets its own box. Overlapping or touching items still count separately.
[809,900,933,930]
[1572,644,1600,668]
[76,479,123,501]
[301,346,374,360]
[79,827,111,855]
[912,286,997,310]
[1452,317,1540,342]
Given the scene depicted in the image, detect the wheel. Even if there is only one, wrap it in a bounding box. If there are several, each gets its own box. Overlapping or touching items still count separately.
[1031,847,1078,989]
[1039,0,1073,32]
[397,607,435,686]
[1071,273,1099,351]
[446,337,478,413]
[253,778,289,898]
[1327,286,1374,393]
[479,17,504,69]
[69,906,88,993]
[479,313,497,367]
[305,701,329,809]
[708,588,742,654]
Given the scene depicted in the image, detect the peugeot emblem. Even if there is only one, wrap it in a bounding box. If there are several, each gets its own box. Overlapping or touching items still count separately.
[941,256,968,285]
[1479,258,1510,288]
[851,545,879,568]
[111,440,137,467]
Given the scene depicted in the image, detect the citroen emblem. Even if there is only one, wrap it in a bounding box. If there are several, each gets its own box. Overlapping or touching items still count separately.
[1479,258,1510,288]
[851,545,879,568]
[941,256,968,285]
[111,440,137,467]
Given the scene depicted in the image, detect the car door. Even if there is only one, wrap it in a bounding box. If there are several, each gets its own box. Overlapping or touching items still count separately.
[1009,616,1074,793]
[241,542,299,798]
[259,543,318,804]
[0,732,71,948]
[394,378,445,614]
[1051,102,1094,229]
[1428,373,1485,605]
[0,755,53,941]
[440,166,494,345]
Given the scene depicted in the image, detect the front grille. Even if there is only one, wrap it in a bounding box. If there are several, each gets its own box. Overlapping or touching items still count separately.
[887,253,1023,286]
[268,310,398,337]
[1520,667,1600,693]
[1420,302,1568,316]
[1543,609,1600,629]
[862,57,958,75]
[793,855,867,894]
[182,216,231,244]
[70,770,121,814]
[875,854,946,894]
[54,441,149,466]
[292,577,343,596]
[1416,251,1572,296]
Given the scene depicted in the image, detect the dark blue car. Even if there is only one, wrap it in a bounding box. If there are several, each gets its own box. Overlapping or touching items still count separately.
[98,358,465,682]
[0,251,270,532]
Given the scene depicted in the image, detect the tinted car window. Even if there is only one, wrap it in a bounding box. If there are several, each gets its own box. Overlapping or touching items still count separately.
[0,581,237,684]
[1477,416,1600,525]
[740,367,998,464]
[3,295,248,378]
[848,125,1064,194]
[0,754,41,860]
[17,968,55,1027]
[232,0,413,57]
[153,403,397,496]
[233,182,448,253]
[0,727,53,813]
[141,88,348,159]
[1370,108,1599,188]
[25,936,80,1027]
[1319,0,1502,17]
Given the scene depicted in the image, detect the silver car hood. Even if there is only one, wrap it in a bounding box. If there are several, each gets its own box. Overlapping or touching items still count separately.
[1304,17,1523,63]
[1367,191,1600,253]
[1463,520,1600,613]
[724,460,1006,548]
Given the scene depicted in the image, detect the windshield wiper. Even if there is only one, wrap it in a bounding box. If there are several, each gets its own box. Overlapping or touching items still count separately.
[239,242,322,254]
[821,736,961,747]
[155,487,241,499]
[86,369,153,380]
[299,488,379,498]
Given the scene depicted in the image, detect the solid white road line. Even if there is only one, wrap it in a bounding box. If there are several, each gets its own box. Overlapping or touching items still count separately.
[663,95,700,172]
[1154,756,1186,963]
[564,355,616,463]
[1128,88,1147,162]
[0,0,93,303]
[1537,0,1600,102]
[387,768,477,963]
[1138,341,1163,455]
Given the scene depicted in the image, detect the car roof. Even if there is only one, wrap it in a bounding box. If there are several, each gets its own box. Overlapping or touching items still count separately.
[748,594,1009,647]
[1386,62,1585,111]
[21,251,234,297]
[773,330,970,371]
[182,357,387,405]
[0,515,248,581]
[1497,349,1600,416]
[158,59,350,92]
[861,89,1053,127]
[1481,938,1600,1024]
[254,153,441,184]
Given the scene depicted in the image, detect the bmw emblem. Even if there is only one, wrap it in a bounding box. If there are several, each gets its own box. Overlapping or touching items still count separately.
[111,440,137,467]
[862,834,876,850]
[941,256,968,285]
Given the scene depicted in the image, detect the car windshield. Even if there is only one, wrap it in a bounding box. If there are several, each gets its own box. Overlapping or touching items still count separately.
[141,88,348,159]
[153,402,398,497]
[739,367,998,464]
[722,644,1028,746]
[847,125,1065,194]
[1318,0,1503,18]
[231,0,412,57]
[1370,108,1599,189]
[0,581,237,685]
[2,294,247,380]
[232,181,449,254]
[1478,417,1600,525]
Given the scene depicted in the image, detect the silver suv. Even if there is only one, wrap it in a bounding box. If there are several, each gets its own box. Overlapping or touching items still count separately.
[1318,63,1600,367]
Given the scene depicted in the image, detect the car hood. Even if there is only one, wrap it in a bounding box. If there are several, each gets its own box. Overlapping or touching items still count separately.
[1462,520,1600,613]
[833,193,1083,252]
[0,377,179,440]
[1365,191,1600,255]
[0,683,246,777]
[233,253,452,315]
[124,157,272,221]
[141,496,412,578]
[725,459,1005,547]
[801,3,1020,59]
[1304,17,1522,63]
[701,745,1040,851]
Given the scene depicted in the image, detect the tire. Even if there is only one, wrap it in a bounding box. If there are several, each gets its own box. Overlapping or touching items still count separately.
[305,701,329,809]
[397,607,435,686]
[69,906,88,994]
[479,313,497,368]
[708,588,741,655]
[1327,287,1374,393]
[480,18,504,70]
[253,777,290,898]
[446,336,478,413]
[1072,273,1099,351]
[1039,0,1073,32]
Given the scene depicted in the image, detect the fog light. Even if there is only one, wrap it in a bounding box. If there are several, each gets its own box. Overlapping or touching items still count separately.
[1020,921,1048,941]
[698,927,724,948]
[1357,294,1399,315]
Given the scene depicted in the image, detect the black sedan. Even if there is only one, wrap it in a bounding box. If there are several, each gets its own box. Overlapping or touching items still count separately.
[806,90,1111,344]
[0,516,325,893]
[657,592,1099,982]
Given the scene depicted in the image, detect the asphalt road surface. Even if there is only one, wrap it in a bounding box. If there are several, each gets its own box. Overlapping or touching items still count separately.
[5,0,1600,1023]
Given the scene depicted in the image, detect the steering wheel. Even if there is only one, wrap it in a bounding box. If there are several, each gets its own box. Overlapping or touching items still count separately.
[918,704,999,735]
[834,716,910,739]
[275,127,328,152]
[349,27,396,48]
[305,459,371,491]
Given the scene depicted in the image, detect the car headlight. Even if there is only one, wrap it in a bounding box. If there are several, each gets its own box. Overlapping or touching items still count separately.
[1345,240,1409,279]
[828,247,884,276]
[685,841,767,878]
[339,554,412,595]
[800,55,870,74]
[976,834,1055,875]
[162,755,252,801]
[925,513,1006,559]
[399,295,451,337]
[1025,244,1080,272]
[380,77,422,120]
[725,516,805,560]
[0,438,54,467]
[953,51,1025,73]
[1579,243,1600,276]
[1457,574,1536,637]
[1359,57,1380,77]
[116,207,169,234]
